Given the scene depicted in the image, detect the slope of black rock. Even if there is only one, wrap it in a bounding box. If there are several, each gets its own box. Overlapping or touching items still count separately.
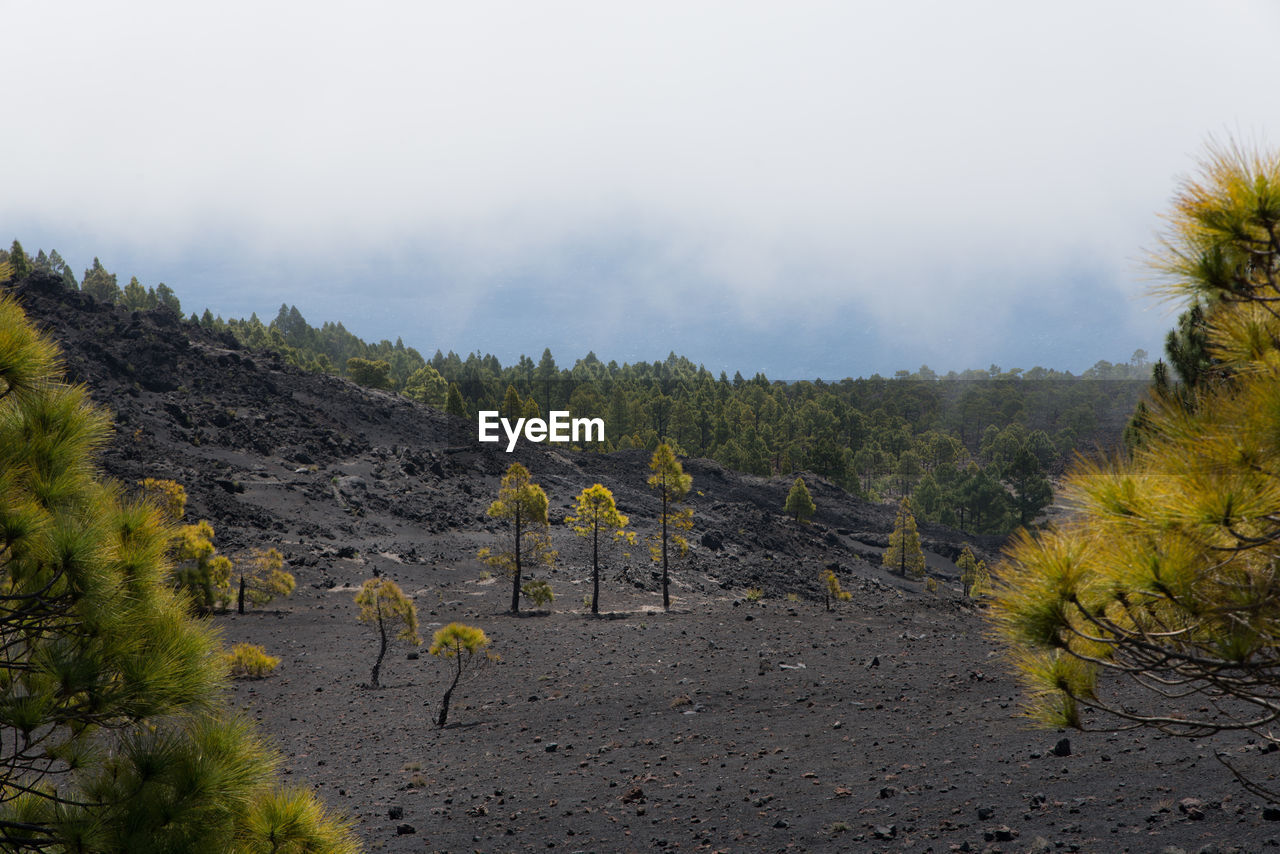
[9,271,996,603]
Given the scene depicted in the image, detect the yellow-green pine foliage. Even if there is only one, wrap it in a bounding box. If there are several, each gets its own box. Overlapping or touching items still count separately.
[520,578,554,607]
[566,483,634,614]
[354,577,422,688]
[990,144,1280,786]
[402,363,448,406]
[0,293,357,852]
[784,476,816,522]
[428,623,494,727]
[174,518,234,611]
[238,546,296,612]
[822,568,852,611]
[345,356,392,390]
[647,443,694,611]
[225,643,281,679]
[237,546,296,612]
[882,496,926,579]
[956,545,989,598]
[138,476,187,521]
[478,462,556,614]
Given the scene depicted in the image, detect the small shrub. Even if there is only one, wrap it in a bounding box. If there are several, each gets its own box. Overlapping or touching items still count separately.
[822,569,852,611]
[521,578,554,607]
[785,592,800,603]
[745,586,764,602]
[925,576,939,594]
[224,643,280,679]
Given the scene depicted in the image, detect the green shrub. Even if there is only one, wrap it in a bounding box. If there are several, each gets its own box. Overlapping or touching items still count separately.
[225,643,281,678]
[521,578,555,607]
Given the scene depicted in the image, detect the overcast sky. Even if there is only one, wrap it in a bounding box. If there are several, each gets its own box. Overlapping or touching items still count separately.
[8,1,1280,378]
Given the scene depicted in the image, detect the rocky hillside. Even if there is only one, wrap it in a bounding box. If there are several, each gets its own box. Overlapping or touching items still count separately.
[11,270,999,605]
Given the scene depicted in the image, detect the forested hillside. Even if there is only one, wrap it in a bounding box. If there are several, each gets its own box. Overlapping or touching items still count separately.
[1,240,1150,536]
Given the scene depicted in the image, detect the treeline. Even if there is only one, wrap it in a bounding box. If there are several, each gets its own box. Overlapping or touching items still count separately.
[3,240,1151,536]
[213,302,1149,536]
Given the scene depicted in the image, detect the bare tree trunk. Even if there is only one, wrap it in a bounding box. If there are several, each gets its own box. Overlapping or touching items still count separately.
[661,490,670,611]
[510,507,522,614]
[437,653,463,727]
[437,684,454,727]
[591,521,600,615]
[370,598,387,687]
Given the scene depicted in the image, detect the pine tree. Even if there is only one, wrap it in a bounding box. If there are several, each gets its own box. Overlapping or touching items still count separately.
[478,463,556,614]
[403,364,448,407]
[0,293,356,852]
[236,547,296,614]
[502,384,522,421]
[956,544,988,598]
[8,239,30,279]
[1003,446,1053,526]
[174,519,235,611]
[566,483,634,614]
[354,577,421,688]
[991,142,1280,799]
[153,282,181,314]
[536,348,558,411]
[121,275,151,311]
[81,257,120,303]
[883,497,926,579]
[428,623,494,727]
[784,476,816,522]
[346,357,392,390]
[445,382,467,418]
[648,443,693,610]
[822,568,852,611]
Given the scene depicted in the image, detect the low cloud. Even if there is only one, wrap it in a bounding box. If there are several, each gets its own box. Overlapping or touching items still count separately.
[7,2,1280,375]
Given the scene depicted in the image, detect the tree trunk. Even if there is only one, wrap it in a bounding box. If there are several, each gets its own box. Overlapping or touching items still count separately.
[591,521,600,615]
[437,654,463,727]
[437,685,454,727]
[510,507,522,614]
[370,598,387,688]
[237,574,245,614]
[661,490,670,611]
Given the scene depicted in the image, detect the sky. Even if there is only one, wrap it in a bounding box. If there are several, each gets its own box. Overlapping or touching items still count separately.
[8,1,1280,379]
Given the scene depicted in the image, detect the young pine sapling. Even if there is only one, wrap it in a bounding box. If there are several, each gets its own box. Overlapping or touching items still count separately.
[428,622,495,727]
[354,577,421,688]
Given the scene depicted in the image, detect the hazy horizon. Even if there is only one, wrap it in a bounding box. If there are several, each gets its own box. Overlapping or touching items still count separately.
[9,2,1280,378]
